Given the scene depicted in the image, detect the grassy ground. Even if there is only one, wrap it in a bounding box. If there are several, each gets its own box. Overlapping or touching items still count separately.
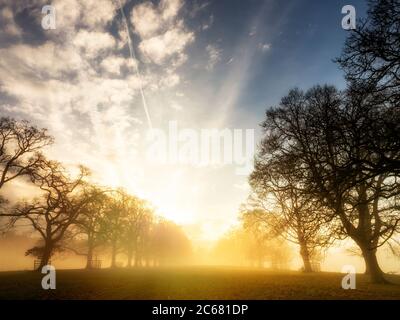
[1,266,400,300]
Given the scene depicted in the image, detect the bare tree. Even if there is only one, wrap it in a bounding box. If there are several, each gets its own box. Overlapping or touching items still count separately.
[336,0,400,175]
[336,0,400,104]
[70,185,110,269]
[100,190,130,268]
[240,209,273,268]
[11,160,93,269]
[249,158,333,272]
[0,117,53,233]
[260,85,400,283]
[150,219,192,266]
[0,117,53,190]
[122,196,153,268]
[212,222,292,269]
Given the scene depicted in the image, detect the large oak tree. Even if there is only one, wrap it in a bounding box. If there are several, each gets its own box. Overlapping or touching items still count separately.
[258,85,399,283]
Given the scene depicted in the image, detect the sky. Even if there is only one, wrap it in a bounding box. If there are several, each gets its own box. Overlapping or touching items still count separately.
[0,0,370,245]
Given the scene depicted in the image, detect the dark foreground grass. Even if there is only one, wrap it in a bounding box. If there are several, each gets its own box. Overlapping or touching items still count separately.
[0,266,400,300]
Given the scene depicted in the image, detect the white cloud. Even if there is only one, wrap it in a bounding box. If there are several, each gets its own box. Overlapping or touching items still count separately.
[73,30,116,58]
[50,0,81,32]
[100,55,137,75]
[0,0,191,160]
[159,73,180,87]
[0,0,206,229]
[20,0,117,42]
[202,14,214,31]
[159,0,183,21]
[0,43,83,81]
[139,27,194,65]
[170,101,183,111]
[131,0,183,39]
[249,29,256,37]
[189,1,210,18]
[131,0,193,67]
[132,2,163,39]
[80,0,117,29]
[206,44,222,70]
[258,42,271,52]
[0,7,22,37]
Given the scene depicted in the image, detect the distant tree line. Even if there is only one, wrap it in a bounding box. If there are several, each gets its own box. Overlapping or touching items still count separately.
[213,209,293,269]
[248,0,400,283]
[0,118,191,270]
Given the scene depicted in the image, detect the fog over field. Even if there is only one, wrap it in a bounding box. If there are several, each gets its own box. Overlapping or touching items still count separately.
[0,0,400,300]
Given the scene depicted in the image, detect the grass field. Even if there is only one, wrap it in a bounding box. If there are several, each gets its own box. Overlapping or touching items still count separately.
[1,266,400,300]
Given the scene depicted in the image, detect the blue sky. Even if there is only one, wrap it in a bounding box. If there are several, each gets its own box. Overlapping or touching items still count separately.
[0,0,370,243]
[184,0,368,126]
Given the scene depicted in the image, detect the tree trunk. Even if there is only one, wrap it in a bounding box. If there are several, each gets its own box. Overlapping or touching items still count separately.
[360,245,387,284]
[135,252,142,267]
[110,240,117,268]
[299,243,312,273]
[127,247,133,268]
[85,243,94,269]
[38,242,53,270]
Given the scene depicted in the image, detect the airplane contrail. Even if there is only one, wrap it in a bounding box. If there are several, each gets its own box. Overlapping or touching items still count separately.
[116,0,153,130]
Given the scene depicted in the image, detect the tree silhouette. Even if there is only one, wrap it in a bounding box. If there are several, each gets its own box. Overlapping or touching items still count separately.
[249,157,333,272]
[336,0,400,175]
[12,161,93,269]
[337,0,400,104]
[100,190,130,268]
[212,222,292,269]
[257,85,399,283]
[0,117,53,190]
[121,195,153,267]
[71,185,111,269]
[0,117,53,234]
[150,219,192,266]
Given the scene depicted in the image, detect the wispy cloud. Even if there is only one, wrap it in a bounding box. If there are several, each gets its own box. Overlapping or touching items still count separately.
[0,0,194,192]
[0,7,22,37]
[258,42,271,52]
[206,44,222,70]
[131,0,193,67]
[0,0,285,239]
